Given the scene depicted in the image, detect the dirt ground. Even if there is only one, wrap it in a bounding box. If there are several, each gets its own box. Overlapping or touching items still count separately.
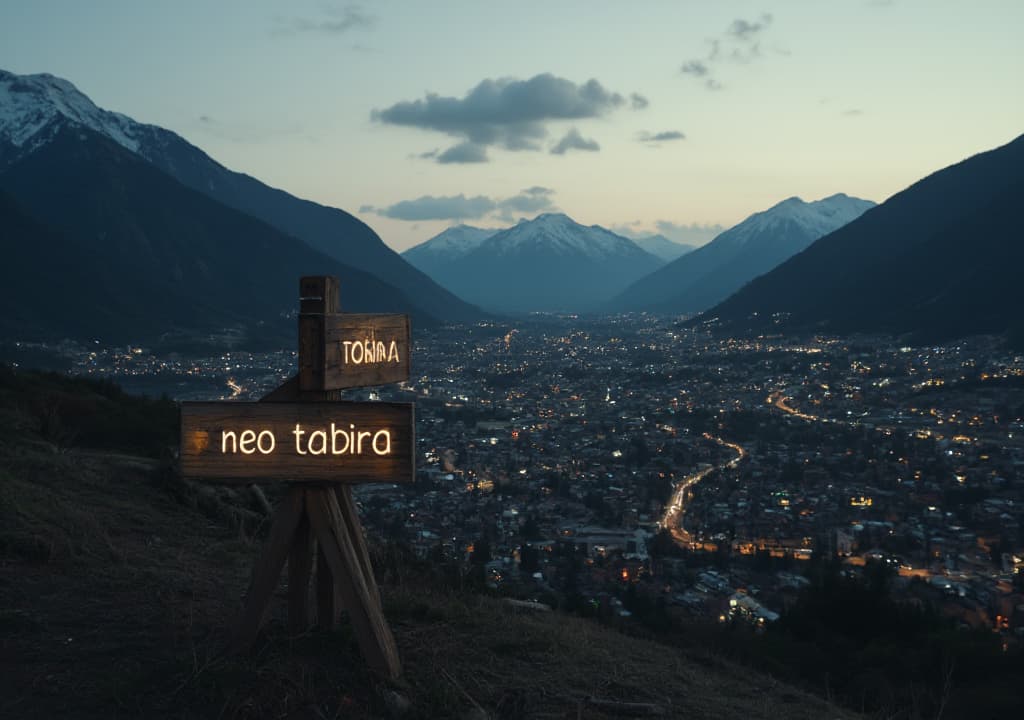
[0,440,857,719]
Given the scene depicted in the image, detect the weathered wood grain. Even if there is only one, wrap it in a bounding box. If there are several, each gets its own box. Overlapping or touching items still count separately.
[288,513,314,634]
[180,401,414,483]
[299,275,339,314]
[335,485,381,607]
[233,486,305,647]
[307,487,402,679]
[300,313,411,391]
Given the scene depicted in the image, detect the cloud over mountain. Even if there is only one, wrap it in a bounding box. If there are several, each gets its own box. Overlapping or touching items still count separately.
[372,73,631,162]
[550,128,600,155]
[366,187,556,222]
[638,130,686,144]
[437,142,488,164]
[273,4,374,35]
[680,13,779,90]
[728,14,772,41]
[364,194,495,221]
[612,219,725,246]
[630,93,650,109]
[498,186,556,214]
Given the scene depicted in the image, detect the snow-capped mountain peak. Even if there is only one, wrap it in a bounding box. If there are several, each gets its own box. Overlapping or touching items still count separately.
[484,212,653,262]
[0,69,151,153]
[401,224,499,276]
[610,192,876,314]
[410,224,498,255]
[419,213,664,312]
[719,193,876,248]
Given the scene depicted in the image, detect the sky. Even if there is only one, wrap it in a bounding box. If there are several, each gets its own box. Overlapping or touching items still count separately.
[1,1,1022,252]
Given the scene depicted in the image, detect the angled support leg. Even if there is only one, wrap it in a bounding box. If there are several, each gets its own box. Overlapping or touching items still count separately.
[233,486,305,648]
[307,487,401,679]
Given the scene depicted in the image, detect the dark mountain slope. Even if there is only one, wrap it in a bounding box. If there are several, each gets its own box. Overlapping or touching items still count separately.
[0,68,481,322]
[0,124,429,345]
[0,190,109,339]
[136,129,483,321]
[612,194,874,314]
[703,134,1024,342]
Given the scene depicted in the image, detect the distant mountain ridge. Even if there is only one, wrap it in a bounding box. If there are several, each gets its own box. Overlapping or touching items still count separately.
[700,134,1024,343]
[403,225,693,274]
[421,213,664,313]
[0,69,482,323]
[402,224,499,278]
[0,123,425,345]
[611,193,875,314]
[633,234,694,262]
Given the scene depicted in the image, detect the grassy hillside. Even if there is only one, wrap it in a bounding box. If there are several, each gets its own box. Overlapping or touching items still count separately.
[0,369,856,719]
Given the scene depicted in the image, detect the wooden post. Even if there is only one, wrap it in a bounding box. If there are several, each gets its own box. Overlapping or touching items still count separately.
[335,485,382,607]
[233,487,306,648]
[316,545,338,630]
[288,512,314,634]
[298,275,338,392]
[299,276,346,634]
[307,486,401,678]
[208,276,404,680]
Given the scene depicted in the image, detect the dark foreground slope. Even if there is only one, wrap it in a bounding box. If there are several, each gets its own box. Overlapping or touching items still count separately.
[0,369,854,720]
[702,134,1024,342]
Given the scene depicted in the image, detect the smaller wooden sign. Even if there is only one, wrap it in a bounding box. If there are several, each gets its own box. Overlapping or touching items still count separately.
[180,401,414,483]
[300,313,411,391]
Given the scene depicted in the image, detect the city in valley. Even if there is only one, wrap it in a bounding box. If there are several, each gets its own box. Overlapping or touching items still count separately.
[22,316,1024,642]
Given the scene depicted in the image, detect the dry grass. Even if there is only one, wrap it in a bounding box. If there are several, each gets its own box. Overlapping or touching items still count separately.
[0,436,860,719]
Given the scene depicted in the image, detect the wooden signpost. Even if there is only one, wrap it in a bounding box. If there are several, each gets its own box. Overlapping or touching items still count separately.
[299,313,411,391]
[180,276,412,680]
[180,401,414,482]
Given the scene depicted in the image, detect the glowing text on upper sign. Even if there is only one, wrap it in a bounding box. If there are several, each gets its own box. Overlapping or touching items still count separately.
[342,339,400,365]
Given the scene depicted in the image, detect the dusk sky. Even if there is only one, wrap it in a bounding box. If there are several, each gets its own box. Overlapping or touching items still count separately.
[2,0,1021,252]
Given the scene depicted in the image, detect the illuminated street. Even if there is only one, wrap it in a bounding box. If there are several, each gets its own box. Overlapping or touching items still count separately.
[659,432,746,546]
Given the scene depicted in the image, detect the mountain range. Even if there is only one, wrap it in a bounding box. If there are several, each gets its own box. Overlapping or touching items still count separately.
[405,214,664,313]
[402,225,501,279]
[611,194,876,314]
[0,124,422,346]
[0,69,481,346]
[632,234,694,262]
[3,70,1018,346]
[700,133,1024,343]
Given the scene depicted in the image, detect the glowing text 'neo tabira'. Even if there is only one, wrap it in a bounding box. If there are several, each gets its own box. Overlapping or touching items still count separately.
[220,424,393,456]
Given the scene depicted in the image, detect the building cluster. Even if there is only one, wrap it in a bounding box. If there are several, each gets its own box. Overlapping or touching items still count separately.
[16,318,1024,643]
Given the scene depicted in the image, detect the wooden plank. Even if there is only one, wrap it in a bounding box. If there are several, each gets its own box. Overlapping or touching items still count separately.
[316,540,339,630]
[299,276,339,314]
[307,487,402,679]
[298,314,326,392]
[299,275,334,390]
[180,401,414,483]
[234,486,305,647]
[260,375,299,401]
[323,488,401,678]
[288,513,314,634]
[302,313,411,391]
[335,485,381,607]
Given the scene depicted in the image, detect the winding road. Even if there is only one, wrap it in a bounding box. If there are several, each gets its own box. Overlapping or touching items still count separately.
[659,432,746,546]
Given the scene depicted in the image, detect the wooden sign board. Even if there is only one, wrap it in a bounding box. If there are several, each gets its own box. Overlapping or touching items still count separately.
[180,401,414,483]
[300,313,411,391]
